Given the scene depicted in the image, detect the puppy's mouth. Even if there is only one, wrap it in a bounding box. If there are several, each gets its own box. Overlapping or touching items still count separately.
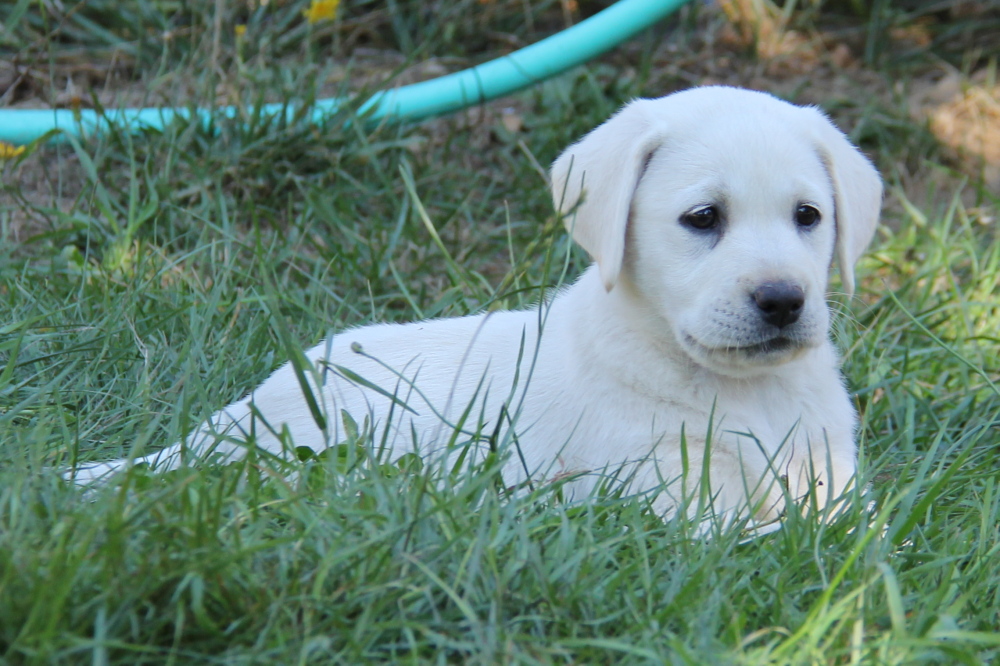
[683,332,809,363]
[734,335,797,356]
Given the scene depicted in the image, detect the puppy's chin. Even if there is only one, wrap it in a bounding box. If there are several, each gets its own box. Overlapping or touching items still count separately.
[680,332,817,377]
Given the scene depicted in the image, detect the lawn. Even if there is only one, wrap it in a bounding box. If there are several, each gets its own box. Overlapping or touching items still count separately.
[1,0,999,663]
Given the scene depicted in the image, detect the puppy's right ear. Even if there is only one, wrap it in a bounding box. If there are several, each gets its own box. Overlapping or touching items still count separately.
[550,99,665,291]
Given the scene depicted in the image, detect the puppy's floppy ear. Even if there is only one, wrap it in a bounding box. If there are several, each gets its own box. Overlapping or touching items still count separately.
[550,99,665,291]
[806,107,883,296]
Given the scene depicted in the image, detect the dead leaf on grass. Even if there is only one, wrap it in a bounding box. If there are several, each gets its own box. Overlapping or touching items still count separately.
[716,0,829,76]
[914,72,1000,188]
[500,108,522,134]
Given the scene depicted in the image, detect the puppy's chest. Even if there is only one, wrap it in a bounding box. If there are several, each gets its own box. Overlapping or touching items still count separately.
[712,378,849,452]
[637,372,839,448]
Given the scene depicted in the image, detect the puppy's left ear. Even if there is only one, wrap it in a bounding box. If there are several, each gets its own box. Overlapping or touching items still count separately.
[807,108,884,296]
[550,99,666,291]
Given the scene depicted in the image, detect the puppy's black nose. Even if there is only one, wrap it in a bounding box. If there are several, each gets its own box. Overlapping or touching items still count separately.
[752,282,805,328]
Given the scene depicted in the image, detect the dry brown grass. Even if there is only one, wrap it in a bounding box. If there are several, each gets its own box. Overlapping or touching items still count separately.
[927,82,1000,188]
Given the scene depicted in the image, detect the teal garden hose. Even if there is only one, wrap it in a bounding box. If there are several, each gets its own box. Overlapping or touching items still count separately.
[0,0,692,145]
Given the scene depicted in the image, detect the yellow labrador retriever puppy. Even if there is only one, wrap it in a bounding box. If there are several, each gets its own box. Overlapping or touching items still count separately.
[69,86,882,528]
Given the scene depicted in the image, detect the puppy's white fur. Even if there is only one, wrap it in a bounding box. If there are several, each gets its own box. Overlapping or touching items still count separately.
[69,87,882,525]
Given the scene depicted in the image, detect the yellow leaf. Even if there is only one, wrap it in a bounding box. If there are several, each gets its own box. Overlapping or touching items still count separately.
[0,142,26,160]
[303,0,339,23]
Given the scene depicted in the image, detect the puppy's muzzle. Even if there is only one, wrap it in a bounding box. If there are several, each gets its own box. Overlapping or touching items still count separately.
[752,282,805,329]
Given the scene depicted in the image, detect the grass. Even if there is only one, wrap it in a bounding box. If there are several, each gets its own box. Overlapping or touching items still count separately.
[2,0,1000,663]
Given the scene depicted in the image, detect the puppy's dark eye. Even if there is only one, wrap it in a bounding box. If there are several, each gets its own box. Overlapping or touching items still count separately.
[681,206,720,231]
[795,204,821,228]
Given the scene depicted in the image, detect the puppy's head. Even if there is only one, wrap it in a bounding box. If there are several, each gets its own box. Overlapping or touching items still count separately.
[551,86,882,376]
